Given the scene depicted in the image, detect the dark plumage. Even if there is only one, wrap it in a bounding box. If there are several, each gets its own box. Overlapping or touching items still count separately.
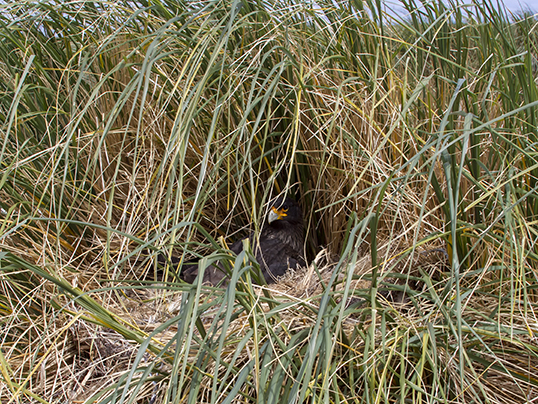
[165,196,305,286]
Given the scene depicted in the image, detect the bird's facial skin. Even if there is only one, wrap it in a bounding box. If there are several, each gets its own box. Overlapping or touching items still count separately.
[268,205,288,224]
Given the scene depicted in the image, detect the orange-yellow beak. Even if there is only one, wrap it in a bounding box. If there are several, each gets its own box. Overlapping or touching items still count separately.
[268,206,288,224]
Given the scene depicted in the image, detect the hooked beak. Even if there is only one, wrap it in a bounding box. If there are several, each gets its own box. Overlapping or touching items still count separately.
[268,206,288,224]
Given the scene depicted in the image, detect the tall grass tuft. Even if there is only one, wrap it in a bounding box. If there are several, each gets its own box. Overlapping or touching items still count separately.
[1,0,538,402]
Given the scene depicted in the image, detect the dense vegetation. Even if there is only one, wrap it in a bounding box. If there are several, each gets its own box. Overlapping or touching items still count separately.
[1,0,538,402]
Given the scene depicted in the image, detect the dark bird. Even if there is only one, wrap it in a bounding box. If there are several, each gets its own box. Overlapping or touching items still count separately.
[161,196,305,286]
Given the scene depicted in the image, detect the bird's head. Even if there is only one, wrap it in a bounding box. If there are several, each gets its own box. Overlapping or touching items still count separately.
[267,196,303,225]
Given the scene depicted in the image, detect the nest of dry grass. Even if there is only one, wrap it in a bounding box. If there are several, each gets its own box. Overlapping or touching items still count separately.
[46,244,449,401]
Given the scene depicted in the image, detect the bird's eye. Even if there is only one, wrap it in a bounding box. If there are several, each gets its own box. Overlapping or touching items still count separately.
[282,205,289,211]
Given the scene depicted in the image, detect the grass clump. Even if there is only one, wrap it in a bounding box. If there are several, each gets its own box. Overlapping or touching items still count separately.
[1,0,538,402]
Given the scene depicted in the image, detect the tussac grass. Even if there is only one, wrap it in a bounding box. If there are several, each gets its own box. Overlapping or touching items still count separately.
[1,0,538,402]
